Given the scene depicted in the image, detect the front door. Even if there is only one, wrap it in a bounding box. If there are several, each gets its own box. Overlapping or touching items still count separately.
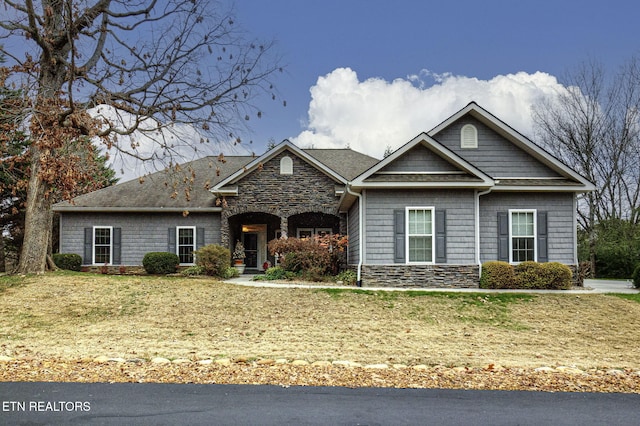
[243,232,258,268]
[241,224,267,270]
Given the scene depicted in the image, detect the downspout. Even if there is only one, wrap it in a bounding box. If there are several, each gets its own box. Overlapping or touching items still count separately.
[573,194,578,266]
[346,184,364,287]
[476,187,494,279]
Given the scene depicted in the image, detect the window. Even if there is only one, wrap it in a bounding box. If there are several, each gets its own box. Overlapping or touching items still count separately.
[177,226,196,264]
[93,226,112,264]
[296,228,332,239]
[461,124,478,148]
[280,156,293,175]
[406,207,434,263]
[510,210,536,262]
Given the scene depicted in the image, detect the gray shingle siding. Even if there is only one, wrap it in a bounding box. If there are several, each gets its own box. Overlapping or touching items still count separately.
[380,145,459,173]
[479,192,575,264]
[364,189,476,264]
[59,212,220,265]
[433,116,561,178]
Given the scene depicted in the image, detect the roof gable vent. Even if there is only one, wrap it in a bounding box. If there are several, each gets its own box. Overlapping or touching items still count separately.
[280,156,293,175]
[461,124,478,149]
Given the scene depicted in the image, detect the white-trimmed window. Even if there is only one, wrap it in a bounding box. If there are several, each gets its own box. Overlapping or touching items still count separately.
[461,124,478,148]
[177,226,196,264]
[280,156,293,175]
[406,207,434,263]
[509,210,536,263]
[93,226,112,265]
[297,228,332,239]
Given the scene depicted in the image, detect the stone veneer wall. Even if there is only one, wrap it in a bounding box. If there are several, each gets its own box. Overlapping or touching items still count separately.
[220,151,344,247]
[360,265,479,288]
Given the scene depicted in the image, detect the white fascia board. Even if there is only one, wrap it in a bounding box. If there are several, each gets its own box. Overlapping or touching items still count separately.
[492,185,593,193]
[212,186,238,196]
[351,181,493,190]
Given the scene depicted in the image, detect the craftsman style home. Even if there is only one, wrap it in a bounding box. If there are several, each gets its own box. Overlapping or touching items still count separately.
[54,102,594,287]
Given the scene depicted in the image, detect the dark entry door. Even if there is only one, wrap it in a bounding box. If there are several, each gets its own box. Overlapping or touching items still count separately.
[243,233,258,268]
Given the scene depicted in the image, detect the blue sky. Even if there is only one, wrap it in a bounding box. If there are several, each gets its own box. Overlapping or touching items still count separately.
[228,0,639,157]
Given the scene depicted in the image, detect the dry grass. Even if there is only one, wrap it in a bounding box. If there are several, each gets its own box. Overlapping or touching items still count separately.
[1,272,640,370]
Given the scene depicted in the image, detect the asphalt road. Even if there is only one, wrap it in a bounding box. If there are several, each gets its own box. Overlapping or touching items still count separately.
[1,382,638,425]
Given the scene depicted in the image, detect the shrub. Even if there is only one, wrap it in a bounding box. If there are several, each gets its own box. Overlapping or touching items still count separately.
[335,269,357,286]
[514,261,546,289]
[264,266,288,280]
[194,244,230,277]
[53,253,83,271]
[142,252,180,274]
[268,235,348,277]
[181,265,205,277]
[515,261,573,289]
[633,264,640,288]
[539,262,573,290]
[480,261,516,289]
[221,266,239,279]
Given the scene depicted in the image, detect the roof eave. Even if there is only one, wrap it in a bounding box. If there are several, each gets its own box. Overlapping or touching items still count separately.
[351,181,494,189]
[53,206,222,213]
[492,185,594,193]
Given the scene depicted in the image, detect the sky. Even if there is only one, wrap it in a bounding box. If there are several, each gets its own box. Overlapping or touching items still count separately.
[221,0,640,159]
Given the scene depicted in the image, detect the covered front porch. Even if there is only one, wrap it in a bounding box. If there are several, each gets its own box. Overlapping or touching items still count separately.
[225,211,344,272]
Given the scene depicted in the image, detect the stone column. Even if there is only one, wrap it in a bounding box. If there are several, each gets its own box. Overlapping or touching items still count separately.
[280,216,288,238]
[221,211,230,248]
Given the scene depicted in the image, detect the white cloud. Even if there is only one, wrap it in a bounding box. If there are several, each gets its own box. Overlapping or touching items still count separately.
[292,68,567,158]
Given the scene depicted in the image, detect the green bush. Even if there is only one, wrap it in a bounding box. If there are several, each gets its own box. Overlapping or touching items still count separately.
[539,262,573,290]
[264,266,288,280]
[480,261,516,289]
[142,252,180,274]
[515,261,573,289]
[482,261,573,290]
[514,261,546,289]
[194,244,230,277]
[633,264,640,288]
[222,266,239,279]
[181,265,205,276]
[335,269,357,286]
[53,253,82,271]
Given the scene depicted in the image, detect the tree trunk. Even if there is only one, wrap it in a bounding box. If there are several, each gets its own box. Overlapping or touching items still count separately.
[0,234,5,273]
[17,150,51,274]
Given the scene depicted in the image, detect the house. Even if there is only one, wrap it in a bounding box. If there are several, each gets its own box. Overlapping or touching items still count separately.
[53,102,595,287]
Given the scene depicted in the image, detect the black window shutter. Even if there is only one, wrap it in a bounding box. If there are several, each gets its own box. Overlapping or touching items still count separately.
[196,227,205,249]
[168,228,176,254]
[394,209,405,263]
[83,228,92,264]
[497,212,509,262]
[435,210,447,263]
[113,228,122,265]
[537,211,548,262]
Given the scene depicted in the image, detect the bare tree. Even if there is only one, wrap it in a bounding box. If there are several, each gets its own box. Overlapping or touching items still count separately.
[0,0,283,273]
[533,57,640,270]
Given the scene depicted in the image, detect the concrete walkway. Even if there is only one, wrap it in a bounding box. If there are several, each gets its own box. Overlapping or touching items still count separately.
[224,275,638,294]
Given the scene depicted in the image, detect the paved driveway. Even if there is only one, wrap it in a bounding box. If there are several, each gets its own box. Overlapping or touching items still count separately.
[584,279,638,294]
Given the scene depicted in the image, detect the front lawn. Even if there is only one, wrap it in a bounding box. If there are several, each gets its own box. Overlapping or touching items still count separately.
[1,271,639,370]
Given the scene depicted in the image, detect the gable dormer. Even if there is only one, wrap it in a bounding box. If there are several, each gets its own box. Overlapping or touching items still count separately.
[350,133,494,189]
